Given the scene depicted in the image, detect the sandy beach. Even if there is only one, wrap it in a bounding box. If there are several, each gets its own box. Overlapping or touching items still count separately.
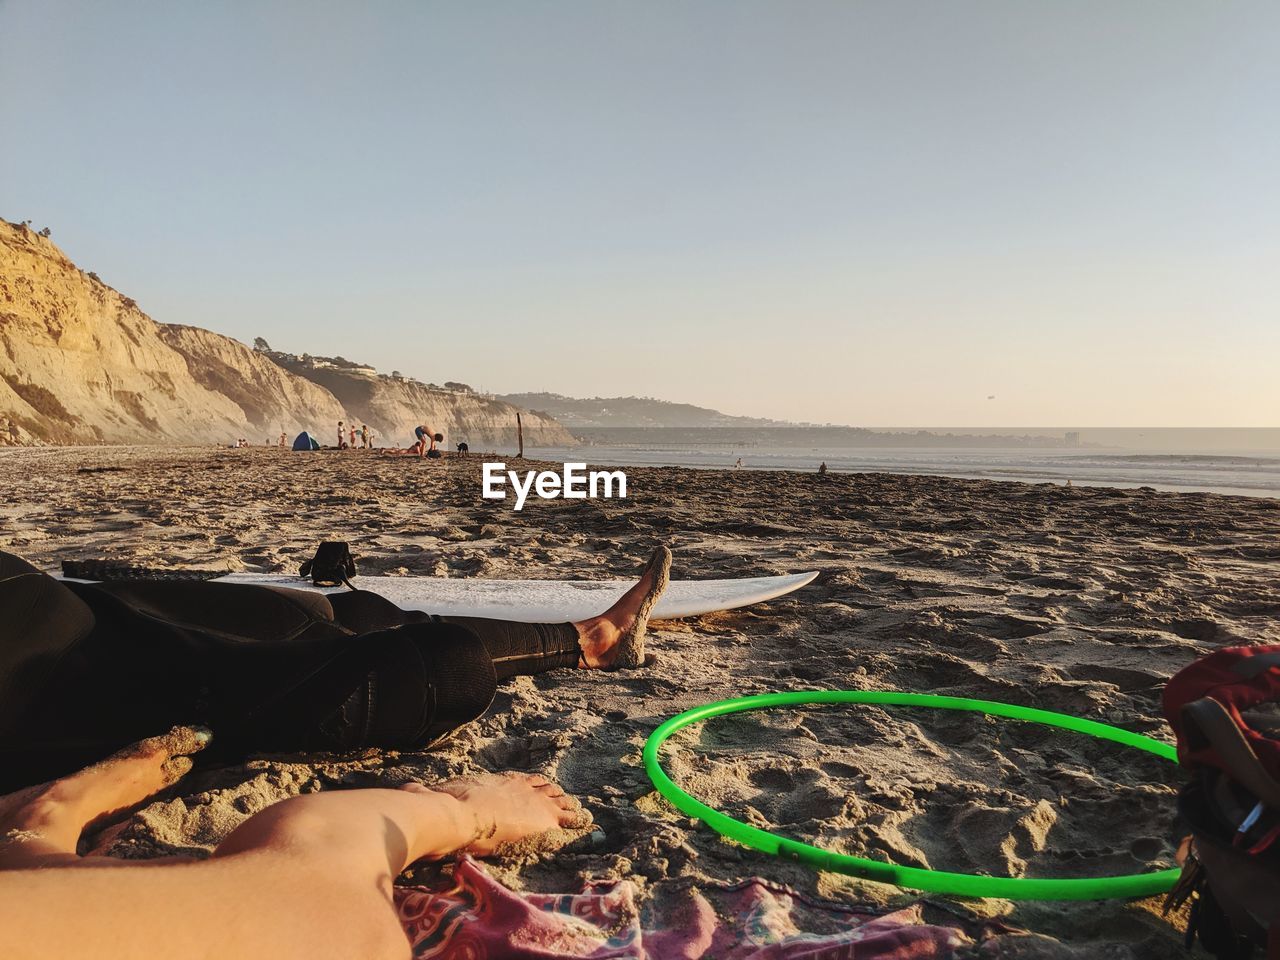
[4,445,1279,957]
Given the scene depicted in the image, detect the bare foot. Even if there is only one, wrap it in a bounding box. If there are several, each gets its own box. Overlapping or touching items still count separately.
[575,546,672,669]
[402,772,580,856]
[0,726,210,867]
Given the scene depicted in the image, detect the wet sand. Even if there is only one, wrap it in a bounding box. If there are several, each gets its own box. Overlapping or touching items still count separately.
[4,445,1279,957]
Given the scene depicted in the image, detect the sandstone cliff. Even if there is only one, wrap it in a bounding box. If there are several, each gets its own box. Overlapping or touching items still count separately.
[273,358,575,449]
[155,324,346,437]
[0,218,576,448]
[0,221,253,444]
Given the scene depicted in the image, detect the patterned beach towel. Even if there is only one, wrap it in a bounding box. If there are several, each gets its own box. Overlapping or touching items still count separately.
[395,856,973,959]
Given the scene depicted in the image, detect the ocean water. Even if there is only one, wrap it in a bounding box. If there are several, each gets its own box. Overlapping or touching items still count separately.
[520,444,1280,499]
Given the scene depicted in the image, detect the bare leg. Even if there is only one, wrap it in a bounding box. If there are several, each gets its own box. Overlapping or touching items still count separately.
[574,545,672,669]
[215,772,580,865]
[0,736,586,960]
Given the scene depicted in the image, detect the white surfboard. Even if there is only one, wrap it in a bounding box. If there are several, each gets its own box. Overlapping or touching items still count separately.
[213,571,819,623]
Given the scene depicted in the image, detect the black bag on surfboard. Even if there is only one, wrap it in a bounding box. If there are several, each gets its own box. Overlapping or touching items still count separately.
[299,541,358,588]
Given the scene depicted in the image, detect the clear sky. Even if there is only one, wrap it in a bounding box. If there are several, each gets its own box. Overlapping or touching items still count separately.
[2,1,1277,426]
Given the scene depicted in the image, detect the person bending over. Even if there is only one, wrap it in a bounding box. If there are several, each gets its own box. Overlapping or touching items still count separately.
[413,424,442,458]
[0,726,583,959]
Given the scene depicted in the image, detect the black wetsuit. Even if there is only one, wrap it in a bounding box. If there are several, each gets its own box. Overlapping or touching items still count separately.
[0,551,579,791]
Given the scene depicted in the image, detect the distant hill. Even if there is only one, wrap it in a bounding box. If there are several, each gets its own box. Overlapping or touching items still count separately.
[496,392,795,429]
[0,218,574,447]
[499,392,1080,449]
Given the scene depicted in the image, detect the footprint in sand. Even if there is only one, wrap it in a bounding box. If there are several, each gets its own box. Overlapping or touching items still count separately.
[474,734,566,770]
[1067,664,1165,692]
[747,767,794,790]
[1164,617,1233,643]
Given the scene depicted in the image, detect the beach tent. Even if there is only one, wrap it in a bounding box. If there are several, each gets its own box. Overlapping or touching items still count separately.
[292,431,319,451]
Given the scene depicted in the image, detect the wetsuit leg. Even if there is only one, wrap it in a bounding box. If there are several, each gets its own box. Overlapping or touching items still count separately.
[435,617,580,680]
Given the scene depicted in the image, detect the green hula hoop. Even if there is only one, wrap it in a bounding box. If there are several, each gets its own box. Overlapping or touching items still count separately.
[642,690,1180,900]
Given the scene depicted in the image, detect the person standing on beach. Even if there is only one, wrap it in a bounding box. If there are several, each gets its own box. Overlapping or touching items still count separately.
[360,425,370,449]
[349,425,357,448]
[337,421,346,450]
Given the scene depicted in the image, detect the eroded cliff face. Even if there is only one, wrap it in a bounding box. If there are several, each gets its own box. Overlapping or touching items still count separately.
[155,324,346,437]
[274,360,576,449]
[0,222,251,444]
[0,219,576,448]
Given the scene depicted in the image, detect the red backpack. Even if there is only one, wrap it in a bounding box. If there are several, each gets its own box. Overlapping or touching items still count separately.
[1163,644,1280,959]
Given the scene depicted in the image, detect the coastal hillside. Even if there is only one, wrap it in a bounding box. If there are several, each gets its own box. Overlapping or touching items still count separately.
[155,324,347,436]
[0,220,286,445]
[0,219,575,448]
[271,356,576,448]
[496,392,791,428]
